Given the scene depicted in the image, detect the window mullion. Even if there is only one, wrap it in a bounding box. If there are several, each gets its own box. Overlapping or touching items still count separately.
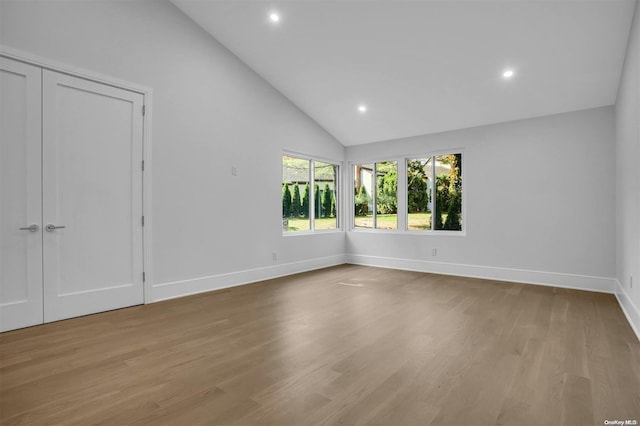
[372,162,377,229]
[431,156,436,231]
[397,159,407,231]
[309,160,315,231]
[335,165,340,229]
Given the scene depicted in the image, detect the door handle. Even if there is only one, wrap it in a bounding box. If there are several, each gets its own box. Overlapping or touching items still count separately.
[45,224,66,232]
[19,224,39,232]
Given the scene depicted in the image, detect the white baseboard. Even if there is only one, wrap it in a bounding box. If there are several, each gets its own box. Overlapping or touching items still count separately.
[615,279,640,342]
[149,254,346,302]
[345,254,616,294]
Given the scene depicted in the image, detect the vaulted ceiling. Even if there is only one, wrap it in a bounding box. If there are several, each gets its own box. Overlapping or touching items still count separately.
[172,0,636,146]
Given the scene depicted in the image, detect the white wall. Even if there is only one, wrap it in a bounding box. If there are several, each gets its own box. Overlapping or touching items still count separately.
[0,0,345,301]
[615,0,640,337]
[346,107,616,293]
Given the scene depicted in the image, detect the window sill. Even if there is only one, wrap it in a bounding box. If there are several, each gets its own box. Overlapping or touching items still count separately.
[283,229,345,237]
[349,228,466,237]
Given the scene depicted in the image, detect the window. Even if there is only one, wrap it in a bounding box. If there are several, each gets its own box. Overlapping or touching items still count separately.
[354,161,398,230]
[314,161,338,230]
[282,156,310,231]
[407,157,432,230]
[282,155,339,233]
[354,163,373,228]
[407,153,462,232]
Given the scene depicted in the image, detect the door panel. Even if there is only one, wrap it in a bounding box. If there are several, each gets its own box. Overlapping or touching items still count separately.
[0,58,43,332]
[42,70,144,323]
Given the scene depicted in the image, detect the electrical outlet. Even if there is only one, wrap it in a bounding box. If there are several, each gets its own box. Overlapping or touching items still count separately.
[231,166,237,176]
[272,252,277,261]
[432,248,437,256]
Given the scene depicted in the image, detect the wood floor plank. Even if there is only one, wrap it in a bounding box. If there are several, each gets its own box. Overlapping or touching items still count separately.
[1,265,639,425]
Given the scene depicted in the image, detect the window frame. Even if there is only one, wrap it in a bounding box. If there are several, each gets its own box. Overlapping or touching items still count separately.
[406,152,464,234]
[282,151,342,236]
[353,161,399,231]
[349,149,465,236]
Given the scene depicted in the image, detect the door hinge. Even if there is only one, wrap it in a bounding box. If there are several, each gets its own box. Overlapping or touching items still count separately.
[141,216,145,227]
[142,105,146,116]
[143,272,146,282]
[141,160,145,171]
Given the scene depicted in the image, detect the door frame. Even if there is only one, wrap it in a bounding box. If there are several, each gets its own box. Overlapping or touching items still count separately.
[0,45,154,304]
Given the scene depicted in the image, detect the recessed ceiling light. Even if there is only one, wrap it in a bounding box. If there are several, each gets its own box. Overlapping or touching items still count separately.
[358,104,367,113]
[269,12,280,23]
[502,69,515,79]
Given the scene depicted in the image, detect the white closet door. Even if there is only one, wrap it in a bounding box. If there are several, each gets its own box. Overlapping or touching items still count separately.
[42,70,144,323]
[0,58,43,332]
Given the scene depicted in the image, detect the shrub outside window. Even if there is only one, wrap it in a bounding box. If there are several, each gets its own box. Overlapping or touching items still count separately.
[282,155,339,233]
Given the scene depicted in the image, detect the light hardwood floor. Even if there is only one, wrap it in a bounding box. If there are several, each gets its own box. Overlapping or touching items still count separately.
[1,265,639,425]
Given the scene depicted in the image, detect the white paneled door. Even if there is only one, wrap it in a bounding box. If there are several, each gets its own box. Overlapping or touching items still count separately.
[0,58,44,332]
[42,70,144,323]
[0,57,145,332]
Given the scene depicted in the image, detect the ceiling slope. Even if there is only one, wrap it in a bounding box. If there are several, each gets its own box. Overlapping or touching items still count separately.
[172,0,635,146]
